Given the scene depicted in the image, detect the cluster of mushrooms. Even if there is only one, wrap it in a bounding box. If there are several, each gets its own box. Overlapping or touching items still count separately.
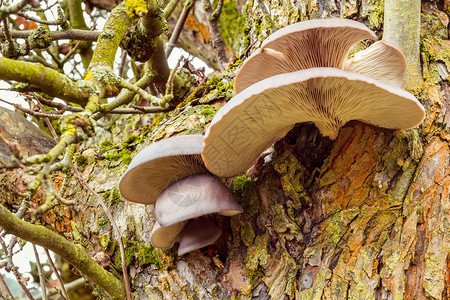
[202,19,426,177]
[119,19,426,255]
[119,135,243,255]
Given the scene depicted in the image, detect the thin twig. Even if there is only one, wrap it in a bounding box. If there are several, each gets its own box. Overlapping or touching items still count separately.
[16,12,61,26]
[116,77,164,107]
[32,94,83,112]
[164,56,183,105]
[43,248,68,300]
[0,98,63,119]
[32,244,47,300]
[35,278,84,300]
[60,40,81,65]
[165,1,193,58]
[71,164,132,300]
[111,106,171,114]
[33,96,60,140]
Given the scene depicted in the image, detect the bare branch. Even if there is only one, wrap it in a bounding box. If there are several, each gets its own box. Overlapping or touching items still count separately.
[0,29,100,41]
[16,12,61,26]
[165,0,193,58]
[44,248,68,300]
[201,0,228,70]
[32,244,47,300]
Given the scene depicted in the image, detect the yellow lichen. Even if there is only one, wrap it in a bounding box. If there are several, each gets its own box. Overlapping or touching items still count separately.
[125,0,148,18]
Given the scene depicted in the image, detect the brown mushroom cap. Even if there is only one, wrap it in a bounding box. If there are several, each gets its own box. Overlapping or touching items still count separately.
[234,19,377,94]
[150,220,187,250]
[177,218,222,256]
[155,174,243,227]
[344,41,407,87]
[202,68,425,177]
[119,135,206,204]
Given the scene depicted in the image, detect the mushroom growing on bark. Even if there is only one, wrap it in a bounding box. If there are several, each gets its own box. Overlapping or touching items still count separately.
[234,19,407,93]
[202,68,425,177]
[119,135,243,254]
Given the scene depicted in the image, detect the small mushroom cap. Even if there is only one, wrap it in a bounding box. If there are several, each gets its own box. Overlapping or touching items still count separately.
[150,220,187,250]
[177,218,222,256]
[119,135,206,204]
[344,41,407,87]
[203,68,425,177]
[234,19,377,94]
[155,174,243,227]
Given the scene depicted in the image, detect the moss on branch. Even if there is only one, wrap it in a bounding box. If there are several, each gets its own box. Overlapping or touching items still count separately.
[0,57,90,106]
[0,204,126,300]
[89,2,132,69]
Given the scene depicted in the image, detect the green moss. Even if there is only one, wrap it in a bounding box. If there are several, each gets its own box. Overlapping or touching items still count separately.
[194,105,218,123]
[123,134,138,146]
[74,153,88,167]
[240,220,256,247]
[151,113,168,128]
[100,235,111,250]
[200,75,234,104]
[101,140,113,150]
[102,188,123,206]
[232,175,258,212]
[245,233,269,285]
[138,125,151,143]
[97,217,111,229]
[124,243,135,266]
[29,27,53,49]
[110,239,136,270]
[105,148,132,164]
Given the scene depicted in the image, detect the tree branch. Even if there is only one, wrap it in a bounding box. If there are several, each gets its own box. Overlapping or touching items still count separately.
[88,2,131,69]
[0,57,90,106]
[383,0,422,88]
[0,29,100,42]
[0,204,126,300]
[201,0,228,70]
[165,0,193,58]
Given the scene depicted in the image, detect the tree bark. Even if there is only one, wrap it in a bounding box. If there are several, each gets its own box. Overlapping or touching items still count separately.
[1,0,449,299]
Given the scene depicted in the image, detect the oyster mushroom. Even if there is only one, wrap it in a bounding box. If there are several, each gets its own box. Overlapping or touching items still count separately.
[202,68,425,177]
[234,20,407,93]
[119,135,243,254]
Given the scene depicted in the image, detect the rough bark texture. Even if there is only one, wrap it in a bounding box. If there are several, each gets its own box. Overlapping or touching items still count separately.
[1,0,449,299]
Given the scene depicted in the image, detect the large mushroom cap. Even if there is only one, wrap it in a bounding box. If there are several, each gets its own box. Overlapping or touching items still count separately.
[150,220,187,250]
[203,68,425,177]
[234,19,377,94]
[155,174,243,227]
[177,218,222,256]
[119,135,206,204]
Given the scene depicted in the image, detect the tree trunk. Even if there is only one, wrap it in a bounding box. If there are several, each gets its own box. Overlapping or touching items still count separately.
[1,0,449,299]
